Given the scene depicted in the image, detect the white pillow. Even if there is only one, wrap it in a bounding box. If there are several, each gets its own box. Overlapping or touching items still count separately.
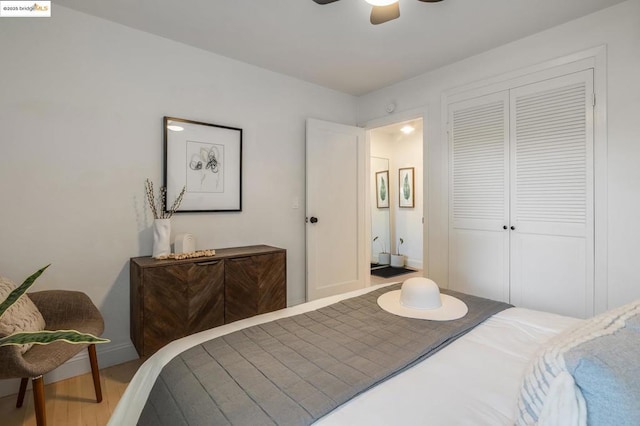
[515,299,640,426]
[0,276,47,354]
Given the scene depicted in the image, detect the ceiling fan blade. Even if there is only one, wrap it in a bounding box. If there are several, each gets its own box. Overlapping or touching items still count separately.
[370,3,400,25]
[312,0,340,4]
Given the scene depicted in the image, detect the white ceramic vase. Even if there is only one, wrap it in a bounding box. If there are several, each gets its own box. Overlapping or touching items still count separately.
[390,254,405,268]
[378,252,391,265]
[152,218,171,258]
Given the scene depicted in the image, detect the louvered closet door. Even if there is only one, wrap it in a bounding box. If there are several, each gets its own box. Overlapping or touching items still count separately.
[509,70,594,318]
[449,91,510,302]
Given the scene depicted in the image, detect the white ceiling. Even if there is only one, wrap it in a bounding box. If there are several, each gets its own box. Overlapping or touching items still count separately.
[56,0,625,96]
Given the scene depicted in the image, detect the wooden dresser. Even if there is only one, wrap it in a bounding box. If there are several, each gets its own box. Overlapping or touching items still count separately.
[130,245,286,356]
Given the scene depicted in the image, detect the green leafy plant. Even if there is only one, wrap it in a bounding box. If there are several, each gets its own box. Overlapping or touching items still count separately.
[396,238,404,256]
[0,265,109,348]
[373,236,388,254]
[403,174,411,201]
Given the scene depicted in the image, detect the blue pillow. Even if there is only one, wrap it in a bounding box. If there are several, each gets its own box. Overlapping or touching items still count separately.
[564,326,640,426]
[515,301,640,425]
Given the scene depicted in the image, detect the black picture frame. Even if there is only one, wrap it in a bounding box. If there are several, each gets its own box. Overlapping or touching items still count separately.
[163,116,242,212]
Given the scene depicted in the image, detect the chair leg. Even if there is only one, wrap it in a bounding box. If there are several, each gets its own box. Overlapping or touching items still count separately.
[16,377,28,408]
[88,344,103,403]
[32,376,46,426]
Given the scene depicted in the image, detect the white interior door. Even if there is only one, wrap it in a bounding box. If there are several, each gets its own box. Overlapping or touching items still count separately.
[448,92,510,302]
[306,118,367,301]
[509,70,594,318]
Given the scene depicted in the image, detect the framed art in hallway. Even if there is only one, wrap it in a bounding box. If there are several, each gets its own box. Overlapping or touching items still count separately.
[376,170,389,208]
[399,167,414,208]
[164,116,242,212]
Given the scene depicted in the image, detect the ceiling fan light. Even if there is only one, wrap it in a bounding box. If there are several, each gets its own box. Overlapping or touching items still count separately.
[365,0,398,6]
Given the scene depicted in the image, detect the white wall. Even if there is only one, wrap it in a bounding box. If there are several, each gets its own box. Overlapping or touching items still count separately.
[357,0,640,310]
[370,129,424,268]
[0,5,356,387]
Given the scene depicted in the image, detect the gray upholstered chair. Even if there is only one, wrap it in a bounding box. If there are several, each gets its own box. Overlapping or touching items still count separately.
[0,290,105,426]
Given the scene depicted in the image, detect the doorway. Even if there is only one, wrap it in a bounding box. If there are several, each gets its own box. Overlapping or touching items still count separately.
[369,118,424,284]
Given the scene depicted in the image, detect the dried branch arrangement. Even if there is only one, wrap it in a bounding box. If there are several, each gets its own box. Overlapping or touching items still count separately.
[145,179,186,219]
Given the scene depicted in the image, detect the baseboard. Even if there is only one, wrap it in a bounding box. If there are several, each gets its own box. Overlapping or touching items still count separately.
[289,297,306,307]
[407,259,423,270]
[0,341,139,398]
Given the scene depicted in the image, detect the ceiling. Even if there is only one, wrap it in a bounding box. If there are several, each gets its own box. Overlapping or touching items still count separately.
[56,0,625,96]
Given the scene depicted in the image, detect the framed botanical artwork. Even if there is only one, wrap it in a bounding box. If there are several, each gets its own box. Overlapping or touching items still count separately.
[399,167,415,208]
[164,116,242,212]
[376,170,389,208]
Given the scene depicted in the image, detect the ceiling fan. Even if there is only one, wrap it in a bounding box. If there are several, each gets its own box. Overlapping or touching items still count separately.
[312,0,443,25]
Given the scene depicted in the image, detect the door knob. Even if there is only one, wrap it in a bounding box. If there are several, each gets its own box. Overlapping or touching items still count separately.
[511,226,515,230]
[503,226,508,230]
[310,217,319,224]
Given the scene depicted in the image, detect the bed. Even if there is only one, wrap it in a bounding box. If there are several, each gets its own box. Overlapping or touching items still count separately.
[109,282,640,425]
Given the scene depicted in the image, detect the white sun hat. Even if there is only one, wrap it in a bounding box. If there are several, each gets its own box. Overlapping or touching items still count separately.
[377,277,468,321]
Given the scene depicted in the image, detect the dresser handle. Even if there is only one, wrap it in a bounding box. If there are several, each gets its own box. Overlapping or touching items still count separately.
[195,260,220,266]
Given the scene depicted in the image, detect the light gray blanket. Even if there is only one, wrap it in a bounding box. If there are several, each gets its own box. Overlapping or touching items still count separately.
[138,285,511,426]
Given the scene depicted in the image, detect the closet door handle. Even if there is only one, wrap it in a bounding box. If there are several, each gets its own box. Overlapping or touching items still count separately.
[503,226,508,230]
[510,226,516,231]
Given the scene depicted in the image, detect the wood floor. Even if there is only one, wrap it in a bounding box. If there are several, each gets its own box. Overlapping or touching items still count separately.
[0,358,143,426]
